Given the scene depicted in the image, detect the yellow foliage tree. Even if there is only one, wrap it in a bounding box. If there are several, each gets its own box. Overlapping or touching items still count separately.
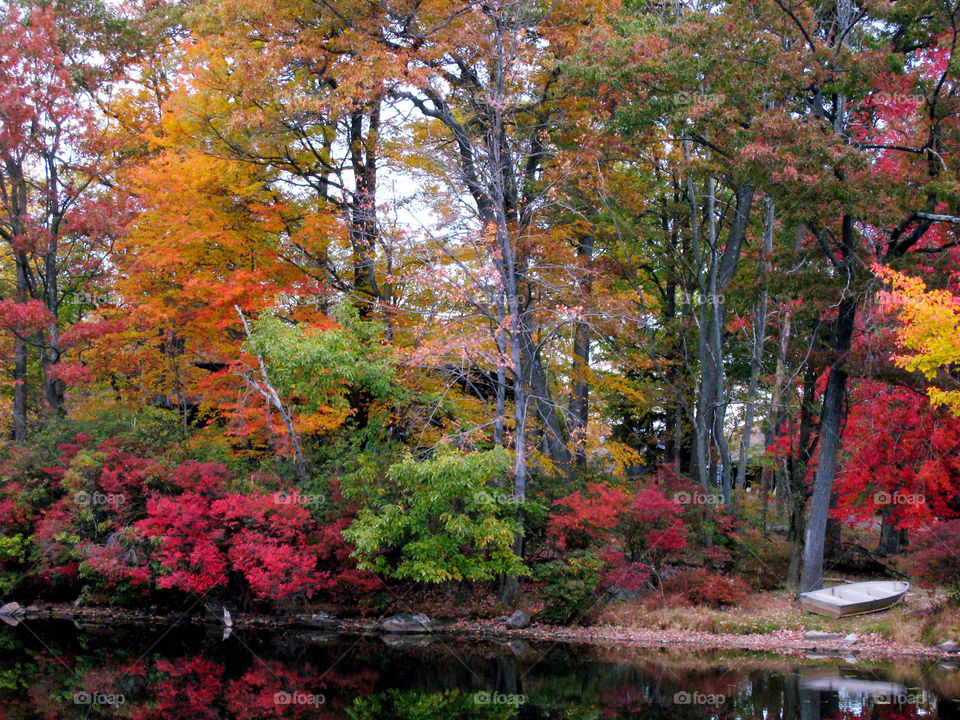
[879,266,960,414]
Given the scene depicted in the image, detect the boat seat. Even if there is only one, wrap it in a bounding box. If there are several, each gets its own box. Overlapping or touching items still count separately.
[837,590,881,602]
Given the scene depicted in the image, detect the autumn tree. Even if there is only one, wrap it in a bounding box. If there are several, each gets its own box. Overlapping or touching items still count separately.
[170,0,401,316]
[744,1,960,592]
[881,268,960,414]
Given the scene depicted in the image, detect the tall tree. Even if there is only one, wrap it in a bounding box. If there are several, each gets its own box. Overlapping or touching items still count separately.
[0,3,137,441]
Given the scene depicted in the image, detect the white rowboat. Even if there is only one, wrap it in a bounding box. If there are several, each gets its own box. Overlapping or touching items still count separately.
[799,669,907,696]
[799,580,909,618]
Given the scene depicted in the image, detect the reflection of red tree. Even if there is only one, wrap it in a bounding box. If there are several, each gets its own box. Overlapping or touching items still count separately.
[125,655,375,720]
[597,685,651,717]
[824,704,927,720]
[225,662,335,720]
[134,657,224,720]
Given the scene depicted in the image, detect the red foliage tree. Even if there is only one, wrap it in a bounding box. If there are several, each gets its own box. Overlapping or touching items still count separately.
[835,380,960,532]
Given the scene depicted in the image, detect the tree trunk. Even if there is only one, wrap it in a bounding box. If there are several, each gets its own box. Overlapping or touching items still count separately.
[521,330,571,477]
[824,488,842,561]
[347,105,382,317]
[734,197,775,500]
[12,329,27,444]
[877,505,908,556]
[787,361,818,592]
[494,301,507,447]
[568,233,594,470]
[235,306,309,485]
[8,157,30,444]
[762,306,791,524]
[500,276,526,603]
[800,291,856,593]
[42,154,64,417]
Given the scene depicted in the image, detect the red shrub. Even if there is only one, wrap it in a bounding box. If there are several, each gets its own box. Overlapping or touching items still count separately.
[314,517,381,600]
[1,436,371,603]
[548,482,631,550]
[905,519,960,599]
[664,568,749,607]
[601,560,652,592]
[621,487,689,565]
[549,482,689,570]
[32,498,83,581]
[137,488,324,600]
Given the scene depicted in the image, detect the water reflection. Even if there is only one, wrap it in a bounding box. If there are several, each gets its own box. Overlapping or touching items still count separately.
[0,620,955,718]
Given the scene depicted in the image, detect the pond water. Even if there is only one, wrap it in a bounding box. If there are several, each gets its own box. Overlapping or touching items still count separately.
[0,619,957,719]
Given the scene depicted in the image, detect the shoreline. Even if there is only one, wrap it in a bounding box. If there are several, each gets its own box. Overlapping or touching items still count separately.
[12,602,957,662]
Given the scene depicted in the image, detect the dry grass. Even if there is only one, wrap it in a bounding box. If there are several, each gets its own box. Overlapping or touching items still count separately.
[595,587,959,647]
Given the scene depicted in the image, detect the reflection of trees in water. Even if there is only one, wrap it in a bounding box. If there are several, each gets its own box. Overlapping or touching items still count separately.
[0,629,951,719]
[0,636,376,719]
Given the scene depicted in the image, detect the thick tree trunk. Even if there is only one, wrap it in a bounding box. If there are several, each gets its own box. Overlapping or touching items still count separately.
[799,293,857,593]
[521,330,571,477]
[347,105,382,317]
[786,485,806,593]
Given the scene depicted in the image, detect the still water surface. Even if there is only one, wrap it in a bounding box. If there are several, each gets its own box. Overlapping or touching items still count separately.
[0,619,956,718]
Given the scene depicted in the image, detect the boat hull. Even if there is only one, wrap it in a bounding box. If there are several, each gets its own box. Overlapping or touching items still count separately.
[799,581,909,618]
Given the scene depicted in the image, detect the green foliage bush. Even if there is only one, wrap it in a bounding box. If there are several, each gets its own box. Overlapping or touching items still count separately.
[534,550,606,625]
[343,448,526,583]
[0,534,26,595]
